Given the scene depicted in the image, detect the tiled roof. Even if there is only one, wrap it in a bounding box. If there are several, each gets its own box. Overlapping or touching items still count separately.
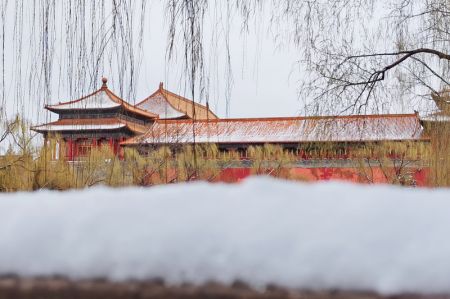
[46,90,121,110]
[136,83,219,120]
[136,92,186,119]
[122,113,425,145]
[32,118,148,134]
[46,81,158,119]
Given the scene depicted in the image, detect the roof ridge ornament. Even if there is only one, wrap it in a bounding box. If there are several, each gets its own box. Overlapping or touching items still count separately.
[101,77,108,89]
[159,82,163,90]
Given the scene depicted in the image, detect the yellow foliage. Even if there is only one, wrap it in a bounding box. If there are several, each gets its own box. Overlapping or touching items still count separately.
[425,121,450,187]
[248,144,295,178]
[0,129,449,190]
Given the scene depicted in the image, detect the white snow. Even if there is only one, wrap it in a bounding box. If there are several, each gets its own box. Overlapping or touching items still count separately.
[0,177,449,295]
[137,93,186,119]
[33,123,126,131]
[136,115,423,144]
[48,90,121,110]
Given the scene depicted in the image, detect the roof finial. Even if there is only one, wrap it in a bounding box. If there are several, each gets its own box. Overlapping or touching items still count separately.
[102,77,108,88]
[159,82,164,90]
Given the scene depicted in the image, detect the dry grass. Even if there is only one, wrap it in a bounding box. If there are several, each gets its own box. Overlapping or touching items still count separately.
[426,123,450,187]
[0,133,448,191]
[0,141,241,190]
[353,141,430,186]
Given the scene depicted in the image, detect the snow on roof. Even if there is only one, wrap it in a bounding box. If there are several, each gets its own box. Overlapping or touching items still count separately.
[1,177,450,295]
[123,114,424,145]
[46,90,121,110]
[32,118,148,134]
[136,83,218,120]
[45,78,158,119]
[136,92,186,119]
[33,123,126,132]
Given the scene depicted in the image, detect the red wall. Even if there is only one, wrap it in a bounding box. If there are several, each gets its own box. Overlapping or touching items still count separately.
[219,167,429,186]
[65,138,123,160]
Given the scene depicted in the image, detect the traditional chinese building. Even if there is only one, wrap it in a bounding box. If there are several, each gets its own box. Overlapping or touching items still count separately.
[123,114,424,150]
[32,78,216,160]
[33,78,435,185]
[122,113,428,184]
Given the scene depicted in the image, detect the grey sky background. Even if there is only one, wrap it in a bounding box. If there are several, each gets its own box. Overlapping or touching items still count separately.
[1,1,301,123]
[118,1,302,119]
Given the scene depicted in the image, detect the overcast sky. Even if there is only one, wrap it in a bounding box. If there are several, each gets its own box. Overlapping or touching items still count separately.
[0,1,301,122]
[135,2,301,119]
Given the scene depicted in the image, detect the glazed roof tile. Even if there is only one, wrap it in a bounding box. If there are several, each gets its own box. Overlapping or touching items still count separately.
[136,84,218,120]
[136,92,186,119]
[123,113,425,145]
[32,118,148,134]
[46,82,158,119]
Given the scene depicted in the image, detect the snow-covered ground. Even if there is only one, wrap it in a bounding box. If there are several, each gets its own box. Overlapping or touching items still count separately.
[0,178,449,295]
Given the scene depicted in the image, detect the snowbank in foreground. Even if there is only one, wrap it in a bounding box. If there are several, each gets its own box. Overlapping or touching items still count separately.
[0,178,449,295]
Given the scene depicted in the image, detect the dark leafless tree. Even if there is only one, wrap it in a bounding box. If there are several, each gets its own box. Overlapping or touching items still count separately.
[165,0,450,115]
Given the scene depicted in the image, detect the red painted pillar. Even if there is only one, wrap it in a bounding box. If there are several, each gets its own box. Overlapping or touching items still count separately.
[67,138,74,161]
[119,137,125,160]
[73,139,78,160]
